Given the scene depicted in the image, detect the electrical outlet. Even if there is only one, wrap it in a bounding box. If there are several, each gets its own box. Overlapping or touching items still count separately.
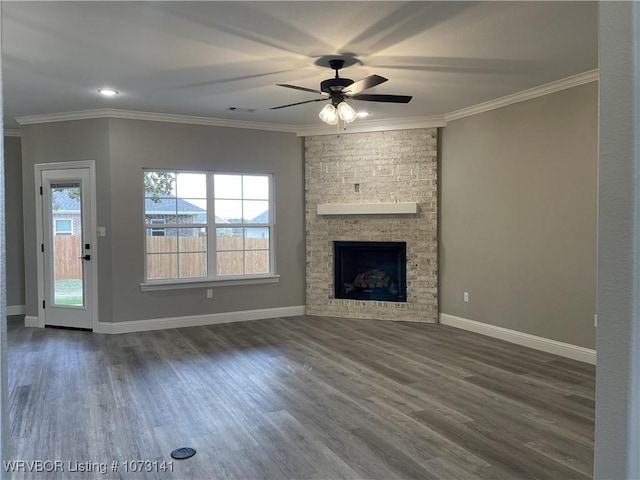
[463,292,469,303]
[206,289,213,299]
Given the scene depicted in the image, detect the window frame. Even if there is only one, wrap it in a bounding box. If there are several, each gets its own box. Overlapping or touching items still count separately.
[141,169,277,290]
[149,218,166,237]
[54,218,73,236]
[212,173,273,278]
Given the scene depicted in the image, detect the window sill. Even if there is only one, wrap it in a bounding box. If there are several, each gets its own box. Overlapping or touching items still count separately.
[140,274,280,292]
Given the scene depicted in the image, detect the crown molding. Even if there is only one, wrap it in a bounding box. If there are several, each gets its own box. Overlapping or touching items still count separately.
[3,129,21,137]
[445,69,599,122]
[15,108,298,133]
[295,115,446,137]
[13,69,598,135]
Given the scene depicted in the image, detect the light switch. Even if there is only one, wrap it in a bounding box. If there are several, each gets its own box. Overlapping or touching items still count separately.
[97,227,106,237]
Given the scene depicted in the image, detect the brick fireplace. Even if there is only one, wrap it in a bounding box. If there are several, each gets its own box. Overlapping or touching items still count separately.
[304,128,438,323]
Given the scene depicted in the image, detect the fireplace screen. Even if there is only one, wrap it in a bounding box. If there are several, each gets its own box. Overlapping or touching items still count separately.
[334,241,407,302]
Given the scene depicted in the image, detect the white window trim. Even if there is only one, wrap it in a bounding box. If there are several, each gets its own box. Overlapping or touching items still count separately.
[141,170,275,290]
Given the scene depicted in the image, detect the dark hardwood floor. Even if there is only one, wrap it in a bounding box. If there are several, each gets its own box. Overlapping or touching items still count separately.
[7,315,595,479]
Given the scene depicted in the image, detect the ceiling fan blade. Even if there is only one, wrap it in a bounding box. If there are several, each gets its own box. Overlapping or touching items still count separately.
[270,98,327,110]
[276,83,324,95]
[349,93,413,103]
[342,74,388,95]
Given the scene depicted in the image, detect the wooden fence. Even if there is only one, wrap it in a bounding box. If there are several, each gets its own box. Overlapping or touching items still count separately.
[53,235,269,280]
[54,236,82,280]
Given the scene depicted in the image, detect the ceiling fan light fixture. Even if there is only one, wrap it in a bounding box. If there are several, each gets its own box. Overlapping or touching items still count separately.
[337,101,357,123]
[319,103,338,125]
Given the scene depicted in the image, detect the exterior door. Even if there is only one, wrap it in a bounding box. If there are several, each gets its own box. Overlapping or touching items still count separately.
[41,168,94,329]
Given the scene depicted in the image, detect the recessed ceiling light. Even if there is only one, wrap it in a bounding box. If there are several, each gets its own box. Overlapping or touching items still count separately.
[97,88,119,97]
[357,111,369,118]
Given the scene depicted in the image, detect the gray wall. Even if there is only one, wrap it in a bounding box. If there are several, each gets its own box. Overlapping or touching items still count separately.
[20,118,304,323]
[107,119,304,322]
[21,119,112,321]
[4,136,24,308]
[595,1,640,476]
[440,82,598,349]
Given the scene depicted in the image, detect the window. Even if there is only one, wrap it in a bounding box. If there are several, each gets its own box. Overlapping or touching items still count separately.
[144,170,273,282]
[54,219,73,236]
[149,219,166,237]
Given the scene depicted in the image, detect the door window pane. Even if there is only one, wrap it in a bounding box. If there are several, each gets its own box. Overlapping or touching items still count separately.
[51,183,84,306]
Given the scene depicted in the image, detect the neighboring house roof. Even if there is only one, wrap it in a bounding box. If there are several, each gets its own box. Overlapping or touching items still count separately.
[52,191,207,216]
[51,190,83,213]
[250,211,269,223]
[145,198,229,223]
[53,191,235,225]
[144,197,206,215]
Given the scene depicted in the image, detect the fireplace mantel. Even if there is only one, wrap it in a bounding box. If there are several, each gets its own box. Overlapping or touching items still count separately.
[317,202,419,215]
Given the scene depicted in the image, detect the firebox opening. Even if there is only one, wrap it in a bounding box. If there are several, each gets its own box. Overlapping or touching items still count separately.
[334,241,407,302]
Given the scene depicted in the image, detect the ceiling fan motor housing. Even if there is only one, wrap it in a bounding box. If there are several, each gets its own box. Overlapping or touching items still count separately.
[321,77,354,94]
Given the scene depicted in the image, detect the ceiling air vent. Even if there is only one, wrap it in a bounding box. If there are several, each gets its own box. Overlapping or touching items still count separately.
[228,107,256,113]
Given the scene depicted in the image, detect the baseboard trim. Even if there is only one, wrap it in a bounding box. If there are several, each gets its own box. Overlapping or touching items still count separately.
[7,305,25,316]
[439,313,596,365]
[24,316,40,328]
[94,305,306,334]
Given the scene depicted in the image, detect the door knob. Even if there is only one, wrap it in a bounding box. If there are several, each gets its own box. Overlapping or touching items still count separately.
[78,255,91,261]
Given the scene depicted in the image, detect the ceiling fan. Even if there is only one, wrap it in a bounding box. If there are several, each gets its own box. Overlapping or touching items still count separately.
[270,59,412,125]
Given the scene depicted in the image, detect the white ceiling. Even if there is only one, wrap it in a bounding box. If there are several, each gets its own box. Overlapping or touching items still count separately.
[1,1,598,130]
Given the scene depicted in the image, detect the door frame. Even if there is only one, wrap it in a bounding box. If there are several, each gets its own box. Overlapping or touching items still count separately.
[34,160,99,329]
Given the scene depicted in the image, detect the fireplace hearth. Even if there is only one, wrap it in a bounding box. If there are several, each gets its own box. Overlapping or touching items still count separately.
[334,241,407,302]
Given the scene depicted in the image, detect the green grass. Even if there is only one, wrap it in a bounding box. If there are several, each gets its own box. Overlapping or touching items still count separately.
[54,279,83,306]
